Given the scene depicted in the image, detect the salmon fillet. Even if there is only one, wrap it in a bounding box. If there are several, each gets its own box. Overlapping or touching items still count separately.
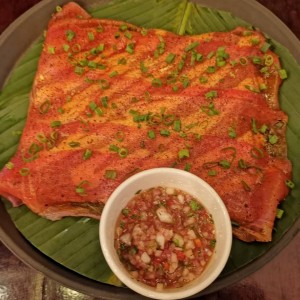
[0,2,292,242]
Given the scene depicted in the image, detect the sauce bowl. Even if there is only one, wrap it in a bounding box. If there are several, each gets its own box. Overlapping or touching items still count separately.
[99,168,232,299]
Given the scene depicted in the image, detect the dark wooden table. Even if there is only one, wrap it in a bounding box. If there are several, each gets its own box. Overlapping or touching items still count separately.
[0,1,299,299]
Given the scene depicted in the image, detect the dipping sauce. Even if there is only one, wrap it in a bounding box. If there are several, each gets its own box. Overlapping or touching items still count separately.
[114,186,216,289]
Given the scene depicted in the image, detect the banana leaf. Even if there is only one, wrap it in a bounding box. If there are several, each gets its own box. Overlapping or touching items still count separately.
[0,0,299,286]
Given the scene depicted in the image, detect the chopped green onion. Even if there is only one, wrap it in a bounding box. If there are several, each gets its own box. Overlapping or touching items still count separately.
[48,46,55,54]
[174,120,181,132]
[206,66,216,73]
[189,199,202,211]
[228,127,236,138]
[268,134,279,144]
[208,170,217,176]
[101,96,108,107]
[119,148,128,158]
[238,159,248,169]
[122,208,130,216]
[75,180,90,196]
[88,32,94,41]
[96,25,103,33]
[205,90,218,100]
[185,41,199,52]
[5,162,14,170]
[66,30,76,41]
[181,77,190,88]
[279,69,288,79]
[160,129,170,137]
[140,61,148,73]
[109,144,120,152]
[250,147,264,159]
[245,85,260,93]
[259,83,267,91]
[166,53,176,64]
[163,114,175,126]
[239,57,248,65]
[89,101,98,110]
[252,56,262,65]
[148,130,156,139]
[260,42,271,53]
[56,5,62,12]
[105,169,117,179]
[184,163,192,172]
[68,141,80,148]
[57,107,64,114]
[50,120,62,128]
[251,118,258,134]
[119,24,128,31]
[115,131,125,142]
[172,85,179,92]
[29,143,41,155]
[207,51,215,59]
[178,148,190,159]
[251,38,260,45]
[109,71,118,78]
[141,28,148,36]
[259,124,268,133]
[276,208,284,219]
[152,78,163,87]
[118,57,127,65]
[124,31,132,40]
[264,54,274,66]
[19,168,30,176]
[83,149,92,160]
[219,159,231,169]
[39,100,51,114]
[285,179,295,189]
[241,180,251,192]
[125,43,135,54]
[74,66,84,75]
[199,76,208,84]
[99,79,110,90]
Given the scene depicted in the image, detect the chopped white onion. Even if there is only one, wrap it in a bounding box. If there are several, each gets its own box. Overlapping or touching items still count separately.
[120,233,131,245]
[156,207,173,223]
[166,187,175,195]
[156,233,165,249]
[172,233,184,247]
[141,252,151,264]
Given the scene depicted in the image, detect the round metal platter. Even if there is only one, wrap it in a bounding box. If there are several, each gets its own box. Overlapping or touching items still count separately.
[0,0,299,298]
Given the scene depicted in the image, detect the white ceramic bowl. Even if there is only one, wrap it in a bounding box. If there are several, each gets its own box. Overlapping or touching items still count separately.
[99,168,232,300]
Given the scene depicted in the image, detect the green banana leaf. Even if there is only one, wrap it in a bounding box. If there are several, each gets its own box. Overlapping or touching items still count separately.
[1,0,300,286]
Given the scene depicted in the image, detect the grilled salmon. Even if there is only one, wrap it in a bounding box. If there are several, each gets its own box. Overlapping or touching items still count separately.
[0,2,292,242]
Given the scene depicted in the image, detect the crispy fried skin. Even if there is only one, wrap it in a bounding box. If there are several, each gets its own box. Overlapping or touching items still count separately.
[0,2,292,242]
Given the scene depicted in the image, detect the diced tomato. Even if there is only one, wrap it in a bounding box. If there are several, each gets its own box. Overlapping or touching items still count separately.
[194,238,202,248]
[175,250,186,261]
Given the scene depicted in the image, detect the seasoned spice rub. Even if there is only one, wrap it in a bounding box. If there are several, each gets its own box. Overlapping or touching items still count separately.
[0,2,292,242]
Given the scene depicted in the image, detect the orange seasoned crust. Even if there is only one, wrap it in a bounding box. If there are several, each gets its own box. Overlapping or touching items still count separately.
[0,2,292,242]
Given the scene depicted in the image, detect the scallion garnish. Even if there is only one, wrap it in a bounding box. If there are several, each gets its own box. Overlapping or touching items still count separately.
[50,120,62,128]
[185,41,199,52]
[166,53,176,64]
[206,66,216,73]
[259,124,268,133]
[75,180,90,196]
[184,163,192,172]
[152,78,163,87]
[241,180,251,192]
[118,148,129,158]
[276,208,284,219]
[250,147,264,159]
[268,134,279,144]
[68,141,80,148]
[140,61,148,73]
[251,118,258,134]
[205,90,218,100]
[285,179,295,189]
[264,54,274,66]
[260,42,271,53]
[99,79,110,90]
[101,96,108,107]
[118,57,127,65]
[19,168,30,177]
[228,127,236,138]
[74,66,84,75]
[160,129,170,137]
[124,31,132,40]
[199,76,208,84]
[5,162,14,170]
[66,30,76,41]
[148,130,156,139]
[125,43,135,54]
[39,100,51,114]
[83,149,92,160]
[174,120,181,132]
[109,71,118,78]
[245,85,260,93]
[119,24,128,31]
[279,69,288,80]
[48,46,55,54]
[252,56,262,65]
[88,32,94,41]
[104,169,117,179]
[207,51,215,59]
[208,170,217,176]
[239,57,248,65]
[219,159,231,169]
[178,148,190,159]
